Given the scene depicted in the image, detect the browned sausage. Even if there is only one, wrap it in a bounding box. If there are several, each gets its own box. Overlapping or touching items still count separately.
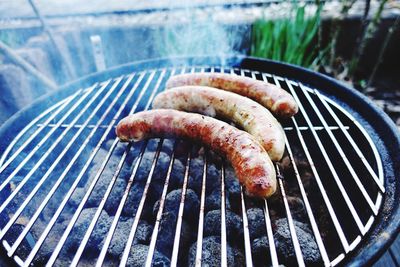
[152,86,285,161]
[116,109,276,198]
[166,72,298,118]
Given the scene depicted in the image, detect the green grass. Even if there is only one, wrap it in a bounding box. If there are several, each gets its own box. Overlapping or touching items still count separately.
[250,5,321,68]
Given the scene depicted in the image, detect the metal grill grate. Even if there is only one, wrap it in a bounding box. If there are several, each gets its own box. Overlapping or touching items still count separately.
[0,66,384,267]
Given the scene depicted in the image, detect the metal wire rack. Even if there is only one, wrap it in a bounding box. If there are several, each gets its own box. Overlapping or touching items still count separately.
[0,65,384,266]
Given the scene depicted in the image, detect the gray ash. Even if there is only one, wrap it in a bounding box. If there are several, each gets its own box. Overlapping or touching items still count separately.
[70,187,86,208]
[105,219,153,258]
[86,148,120,186]
[64,207,111,252]
[88,177,127,216]
[126,244,170,267]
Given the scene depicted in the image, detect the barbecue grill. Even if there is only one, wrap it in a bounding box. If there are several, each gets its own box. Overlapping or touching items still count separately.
[0,56,399,266]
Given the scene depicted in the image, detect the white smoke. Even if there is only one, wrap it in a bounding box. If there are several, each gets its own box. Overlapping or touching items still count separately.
[155,2,249,65]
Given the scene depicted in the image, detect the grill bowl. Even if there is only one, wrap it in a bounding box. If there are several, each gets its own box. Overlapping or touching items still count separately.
[0,56,399,266]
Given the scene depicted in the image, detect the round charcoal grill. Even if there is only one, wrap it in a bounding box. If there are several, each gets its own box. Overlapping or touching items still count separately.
[0,57,399,267]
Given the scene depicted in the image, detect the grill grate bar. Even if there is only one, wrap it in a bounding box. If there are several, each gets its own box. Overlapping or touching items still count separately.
[140,140,166,267]
[170,147,192,266]
[115,141,149,266]
[7,74,133,257]
[0,80,112,245]
[35,124,350,131]
[276,165,306,267]
[220,165,228,267]
[240,187,254,266]
[284,126,349,131]
[0,96,71,169]
[259,71,331,266]
[116,71,168,267]
[63,74,134,265]
[0,81,104,221]
[263,199,280,266]
[285,78,366,234]
[195,151,207,267]
[25,77,117,264]
[0,65,386,267]
[300,83,378,216]
[284,134,331,266]
[23,72,145,266]
[71,70,166,266]
[170,67,200,266]
[139,145,178,267]
[144,70,167,111]
[119,68,174,266]
[240,70,258,267]
[0,84,97,194]
[331,254,346,267]
[69,141,132,267]
[95,140,147,266]
[47,71,159,266]
[271,71,353,252]
[194,66,208,267]
[314,89,385,193]
[216,66,228,267]
[35,124,111,129]
[290,115,350,251]
[250,70,278,267]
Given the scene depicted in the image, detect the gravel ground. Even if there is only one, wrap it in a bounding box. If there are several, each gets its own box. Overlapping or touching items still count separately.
[365,75,400,131]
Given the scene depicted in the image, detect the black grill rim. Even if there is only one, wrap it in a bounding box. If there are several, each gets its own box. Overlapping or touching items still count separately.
[0,56,398,267]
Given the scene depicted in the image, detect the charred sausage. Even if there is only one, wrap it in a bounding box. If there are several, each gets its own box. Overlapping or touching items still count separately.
[116,109,277,198]
[166,72,298,118]
[152,86,285,161]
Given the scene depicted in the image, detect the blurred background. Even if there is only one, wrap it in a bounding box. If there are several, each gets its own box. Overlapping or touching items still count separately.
[0,0,399,125]
[0,0,399,266]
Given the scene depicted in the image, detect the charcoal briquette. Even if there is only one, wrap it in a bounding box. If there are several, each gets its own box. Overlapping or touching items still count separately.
[205,187,231,212]
[224,167,241,209]
[188,236,244,267]
[155,212,193,258]
[204,209,243,243]
[64,207,111,252]
[274,218,321,265]
[126,244,170,267]
[153,189,200,223]
[251,236,271,266]
[105,219,153,257]
[168,158,186,190]
[247,208,267,240]
[122,182,153,220]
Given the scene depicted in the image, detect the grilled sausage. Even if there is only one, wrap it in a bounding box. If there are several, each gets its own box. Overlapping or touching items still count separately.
[152,86,285,161]
[116,109,277,198]
[166,72,298,118]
